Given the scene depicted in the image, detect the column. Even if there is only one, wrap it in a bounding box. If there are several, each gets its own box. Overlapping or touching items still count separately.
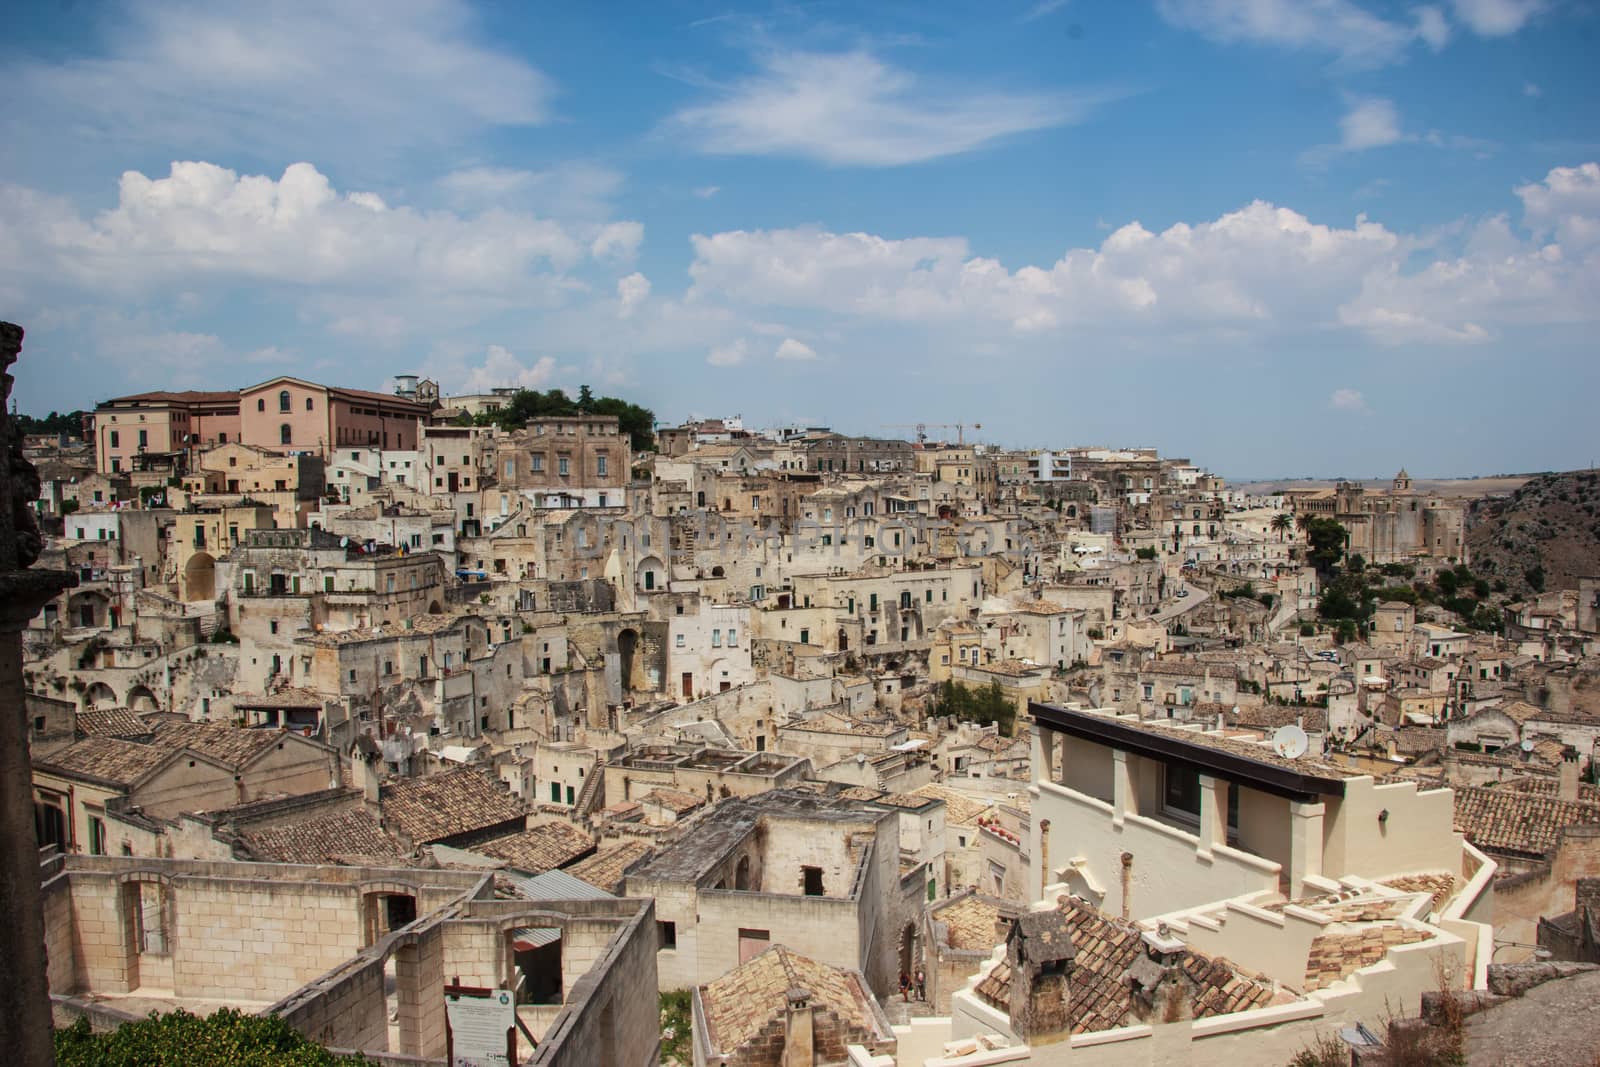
[0,321,79,1067]
[1197,775,1228,859]
[1032,726,1059,786]
[1111,749,1133,828]
[1288,800,1326,899]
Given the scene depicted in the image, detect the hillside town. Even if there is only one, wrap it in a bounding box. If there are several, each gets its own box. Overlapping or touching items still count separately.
[10,355,1600,1066]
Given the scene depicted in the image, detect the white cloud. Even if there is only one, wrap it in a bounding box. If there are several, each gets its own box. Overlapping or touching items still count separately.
[456,345,559,393]
[693,186,722,200]
[1328,388,1370,412]
[1022,0,1071,21]
[617,272,651,318]
[1523,82,1542,98]
[13,0,552,164]
[1415,6,1452,50]
[686,162,1600,348]
[1450,0,1545,36]
[0,160,625,305]
[774,338,819,361]
[441,162,626,220]
[666,49,1110,166]
[1155,0,1419,66]
[1339,97,1406,151]
[706,339,749,366]
[591,221,644,262]
[1516,162,1600,249]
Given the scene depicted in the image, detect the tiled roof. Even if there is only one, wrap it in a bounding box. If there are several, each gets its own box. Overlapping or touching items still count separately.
[1303,925,1434,991]
[233,688,325,709]
[1378,873,1458,913]
[639,788,702,816]
[909,783,994,826]
[35,737,173,786]
[381,768,528,845]
[1143,659,1239,679]
[698,945,884,1057]
[1452,785,1600,858]
[784,712,901,737]
[1227,706,1329,733]
[475,821,594,873]
[103,389,240,405]
[151,722,290,768]
[975,897,1279,1034]
[1501,776,1600,804]
[236,808,404,865]
[566,841,653,892]
[75,708,152,738]
[933,894,1002,952]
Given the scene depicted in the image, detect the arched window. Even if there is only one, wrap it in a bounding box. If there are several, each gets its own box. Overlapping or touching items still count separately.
[278,389,291,412]
[280,423,292,445]
[305,396,314,411]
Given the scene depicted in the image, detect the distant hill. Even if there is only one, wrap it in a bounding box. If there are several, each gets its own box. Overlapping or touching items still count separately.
[1467,470,1600,597]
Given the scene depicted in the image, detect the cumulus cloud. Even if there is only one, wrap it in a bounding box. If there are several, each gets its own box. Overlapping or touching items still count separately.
[1328,388,1370,412]
[1450,0,1545,36]
[0,160,646,326]
[616,272,651,318]
[456,345,559,393]
[666,48,1111,166]
[686,162,1600,347]
[774,338,819,361]
[706,339,749,367]
[1340,97,1406,151]
[591,221,644,262]
[1415,6,1451,49]
[12,0,552,165]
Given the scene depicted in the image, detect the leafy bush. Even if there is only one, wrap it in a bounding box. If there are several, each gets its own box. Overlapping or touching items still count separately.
[659,990,692,1065]
[1135,546,1157,560]
[54,1010,372,1066]
[932,679,1016,736]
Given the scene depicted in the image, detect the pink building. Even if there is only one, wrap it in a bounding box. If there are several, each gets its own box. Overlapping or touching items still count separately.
[93,390,242,475]
[239,376,431,457]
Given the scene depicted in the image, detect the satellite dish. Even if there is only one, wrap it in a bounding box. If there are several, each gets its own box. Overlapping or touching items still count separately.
[339,537,349,547]
[1521,738,1535,753]
[1272,724,1309,760]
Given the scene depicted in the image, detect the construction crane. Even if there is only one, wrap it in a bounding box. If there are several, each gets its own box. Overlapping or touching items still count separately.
[880,422,983,446]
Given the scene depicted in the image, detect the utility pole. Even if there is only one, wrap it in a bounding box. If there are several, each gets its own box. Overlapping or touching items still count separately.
[0,322,78,1067]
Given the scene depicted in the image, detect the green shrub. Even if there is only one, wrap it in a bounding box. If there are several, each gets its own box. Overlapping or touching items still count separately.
[55,1009,372,1066]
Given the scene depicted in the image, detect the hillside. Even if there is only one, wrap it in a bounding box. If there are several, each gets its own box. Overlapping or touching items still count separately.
[1467,470,1600,597]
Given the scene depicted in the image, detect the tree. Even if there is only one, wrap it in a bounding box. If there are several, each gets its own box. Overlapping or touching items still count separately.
[1135,546,1157,560]
[1526,565,1546,593]
[577,384,595,412]
[54,1009,371,1066]
[1271,513,1292,541]
[1303,517,1348,578]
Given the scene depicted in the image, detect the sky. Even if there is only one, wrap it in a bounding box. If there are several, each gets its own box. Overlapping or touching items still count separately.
[2,0,1596,479]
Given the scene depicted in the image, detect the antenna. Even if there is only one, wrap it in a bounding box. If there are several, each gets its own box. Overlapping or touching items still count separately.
[1272,724,1309,760]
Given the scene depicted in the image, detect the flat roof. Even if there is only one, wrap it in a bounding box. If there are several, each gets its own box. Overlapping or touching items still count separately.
[1030,702,1353,801]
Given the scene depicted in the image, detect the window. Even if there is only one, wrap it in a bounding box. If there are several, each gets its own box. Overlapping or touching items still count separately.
[551,781,561,803]
[305,396,314,411]
[799,628,809,644]
[1163,765,1238,828]
[558,456,569,476]
[280,423,292,445]
[531,454,544,472]
[675,634,685,648]
[727,628,737,646]
[658,920,677,950]
[138,429,148,448]
[257,398,265,412]
[596,454,608,476]
[712,629,722,647]
[109,430,119,448]
[279,389,291,412]
[802,866,824,896]
[88,816,106,855]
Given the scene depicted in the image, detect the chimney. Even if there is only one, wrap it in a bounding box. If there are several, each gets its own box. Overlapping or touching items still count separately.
[358,751,383,808]
[781,987,814,1067]
[1559,756,1581,802]
[1576,878,1600,923]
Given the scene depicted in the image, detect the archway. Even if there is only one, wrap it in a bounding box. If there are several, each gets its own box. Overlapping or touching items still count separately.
[735,855,751,890]
[617,628,640,692]
[837,627,849,652]
[427,600,443,614]
[898,922,920,985]
[84,682,118,710]
[183,551,216,602]
[126,685,160,713]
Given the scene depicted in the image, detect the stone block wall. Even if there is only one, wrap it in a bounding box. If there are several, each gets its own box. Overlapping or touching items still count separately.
[273,953,389,1054]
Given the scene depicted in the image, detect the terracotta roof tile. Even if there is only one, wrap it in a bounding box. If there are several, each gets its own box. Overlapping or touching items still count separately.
[237,808,404,865]
[933,894,1003,952]
[566,841,653,892]
[698,945,885,1057]
[151,721,292,768]
[381,767,528,844]
[35,736,173,786]
[475,821,594,873]
[1303,925,1434,991]
[1452,784,1600,858]
[75,708,153,738]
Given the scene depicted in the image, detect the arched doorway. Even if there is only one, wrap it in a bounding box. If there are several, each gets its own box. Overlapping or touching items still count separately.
[617,628,639,692]
[183,551,216,602]
[898,921,919,984]
[126,685,160,713]
[735,855,751,890]
[84,682,118,710]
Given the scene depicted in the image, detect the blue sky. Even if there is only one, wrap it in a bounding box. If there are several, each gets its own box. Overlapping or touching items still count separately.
[2,0,1596,478]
